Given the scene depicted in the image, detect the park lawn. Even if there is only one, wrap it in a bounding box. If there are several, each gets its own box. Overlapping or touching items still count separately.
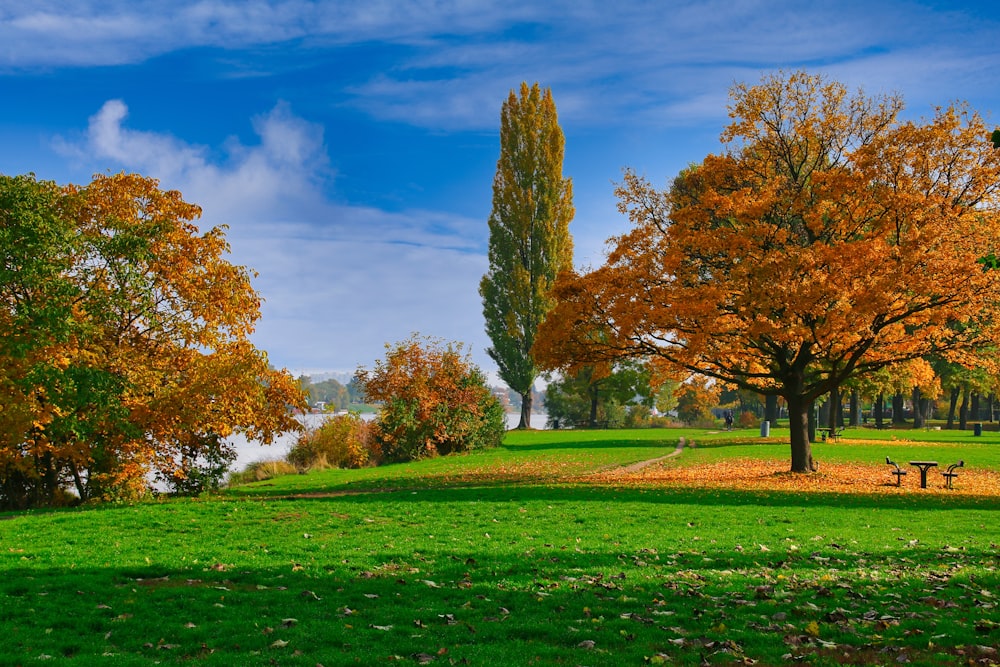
[1,427,998,666]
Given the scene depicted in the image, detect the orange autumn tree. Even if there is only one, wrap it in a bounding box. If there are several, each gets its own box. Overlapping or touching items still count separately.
[69,174,305,499]
[355,335,506,462]
[1,173,304,507]
[535,71,1000,473]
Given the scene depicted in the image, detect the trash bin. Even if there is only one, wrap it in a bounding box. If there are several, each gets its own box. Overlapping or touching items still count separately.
[974,423,983,436]
[760,420,770,437]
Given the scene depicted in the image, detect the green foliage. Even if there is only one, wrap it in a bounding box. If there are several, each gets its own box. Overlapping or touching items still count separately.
[156,433,237,495]
[356,336,506,463]
[542,378,590,428]
[0,174,83,509]
[287,412,377,470]
[545,360,655,428]
[480,82,574,426]
[0,174,78,350]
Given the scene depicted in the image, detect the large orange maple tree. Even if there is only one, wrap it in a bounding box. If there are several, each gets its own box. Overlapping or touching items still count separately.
[535,72,1000,472]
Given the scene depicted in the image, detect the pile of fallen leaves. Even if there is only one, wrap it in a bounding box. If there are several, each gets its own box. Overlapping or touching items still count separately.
[584,457,1000,496]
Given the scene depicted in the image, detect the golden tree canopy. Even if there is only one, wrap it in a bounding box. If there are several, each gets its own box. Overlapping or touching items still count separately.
[1,172,305,507]
[536,71,1000,471]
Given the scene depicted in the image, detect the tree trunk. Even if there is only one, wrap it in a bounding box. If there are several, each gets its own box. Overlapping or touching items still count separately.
[818,398,829,427]
[959,385,969,431]
[588,386,599,428]
[765,394,778,425]
[807,398,817,443]
[849,388,860,426]
[71,465,88,501]
[912,387,925,429]
[38,452,58,506]
[518,392,533,429]
[972,392,981,423]
[787,394,815,472]
[947,386,959,429]
[892,391,906,425]
[874,393,884,428]
[826,386,841,430]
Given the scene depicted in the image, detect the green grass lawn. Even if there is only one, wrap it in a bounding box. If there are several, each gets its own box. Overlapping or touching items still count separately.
[2,427,998,666]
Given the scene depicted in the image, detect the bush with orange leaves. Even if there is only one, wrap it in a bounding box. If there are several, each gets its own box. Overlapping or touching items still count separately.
[356,335,506,463]
[287,412,378,471]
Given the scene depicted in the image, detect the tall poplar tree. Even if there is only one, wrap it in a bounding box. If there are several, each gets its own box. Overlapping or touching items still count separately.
[481,82,574,428]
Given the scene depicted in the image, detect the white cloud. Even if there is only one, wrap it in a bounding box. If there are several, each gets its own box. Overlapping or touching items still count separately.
[56,98,494,373]
[5,1,999,134]
[61,99,331,225]
[0,0,541,69]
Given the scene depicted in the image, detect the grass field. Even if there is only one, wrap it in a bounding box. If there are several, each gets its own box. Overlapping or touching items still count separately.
[2,425,999,666]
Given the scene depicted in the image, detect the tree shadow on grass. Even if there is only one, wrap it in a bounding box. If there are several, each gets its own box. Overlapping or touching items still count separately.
[501,438,683,452]
[4,536,998,666]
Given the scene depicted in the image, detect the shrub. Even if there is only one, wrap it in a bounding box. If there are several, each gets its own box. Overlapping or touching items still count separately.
[226,459,297,486]
[675,376,720,426]
[356,335,506,462]
[287,412,378,471]
[623,404,651,428]
[738,411,758,428]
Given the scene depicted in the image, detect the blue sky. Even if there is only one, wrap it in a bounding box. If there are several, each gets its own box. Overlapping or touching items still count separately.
[2,1,999,382]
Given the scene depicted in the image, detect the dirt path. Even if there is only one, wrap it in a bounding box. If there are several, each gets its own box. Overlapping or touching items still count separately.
[617,438,687,473]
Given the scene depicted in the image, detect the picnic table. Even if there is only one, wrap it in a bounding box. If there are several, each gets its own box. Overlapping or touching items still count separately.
[909,461,938,488]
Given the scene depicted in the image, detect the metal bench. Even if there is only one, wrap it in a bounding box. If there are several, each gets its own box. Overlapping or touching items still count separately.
[941,460,964,489]
[886,456,907,486]
[819,427,845,442]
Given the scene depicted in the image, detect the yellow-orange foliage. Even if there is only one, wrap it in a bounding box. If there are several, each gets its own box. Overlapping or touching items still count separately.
[355,335,505,462]
[1,173,304,506]
[586,457,1000,497]
[536,72,1000,473]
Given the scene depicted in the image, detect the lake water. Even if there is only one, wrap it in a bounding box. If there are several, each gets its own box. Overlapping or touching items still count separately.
[226,410,545,473]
